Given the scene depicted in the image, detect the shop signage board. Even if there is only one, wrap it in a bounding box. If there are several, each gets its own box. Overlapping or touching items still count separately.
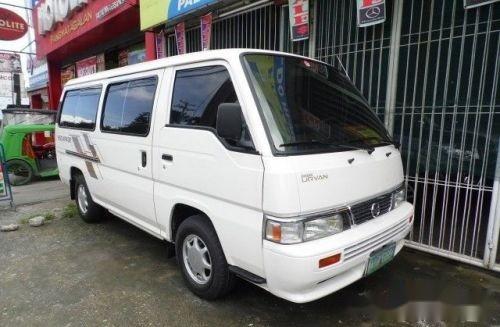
[0,8,28,41]
[140,0,222,30]
[34,0,138,58]
[464,0,499,8]
[76,56,98,77]
[200,13,213,51]
[356,0,386,27]
[288,0,309,41]
[175,22,186,55]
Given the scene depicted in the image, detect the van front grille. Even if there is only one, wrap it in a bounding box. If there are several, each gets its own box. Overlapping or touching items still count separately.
[349,192,393,225]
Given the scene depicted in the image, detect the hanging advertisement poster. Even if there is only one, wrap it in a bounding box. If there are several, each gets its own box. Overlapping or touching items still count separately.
[97,53,106,72]
[156,31,167,58]
[464,0,499,8]
[200,13,213,51]
[288,0,309,41]
[175,22,186,55]
[357,0,386,27]
[118,49,129,67]
[60,65,75,87]
[76,56,98,77]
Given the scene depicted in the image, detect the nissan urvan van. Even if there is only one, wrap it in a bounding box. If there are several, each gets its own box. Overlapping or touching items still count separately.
[56,49,414,303]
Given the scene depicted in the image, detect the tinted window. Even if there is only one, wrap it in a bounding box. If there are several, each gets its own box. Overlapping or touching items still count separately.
[170,66,237,128]
[101,77,157,136]
[59,88,101,130]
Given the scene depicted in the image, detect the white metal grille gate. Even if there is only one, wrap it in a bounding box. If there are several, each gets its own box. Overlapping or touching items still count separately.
[313,0,500,269]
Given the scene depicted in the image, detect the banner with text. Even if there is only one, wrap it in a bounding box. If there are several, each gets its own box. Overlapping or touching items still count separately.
[288,0,309,41]
[357,0,386,27]
[201,13,213,51]
[175,22,186,55]
[76,56,97,77]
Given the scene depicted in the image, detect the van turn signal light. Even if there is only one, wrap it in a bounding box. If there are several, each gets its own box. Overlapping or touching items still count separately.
[319,253,341,268]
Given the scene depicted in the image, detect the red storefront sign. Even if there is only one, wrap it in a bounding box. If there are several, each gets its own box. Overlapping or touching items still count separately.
[33,0,138,58]
[76,56,98,77]
[0,8,28,41]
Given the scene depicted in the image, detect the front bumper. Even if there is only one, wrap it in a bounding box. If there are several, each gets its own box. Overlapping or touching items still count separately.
[262,202,414,303]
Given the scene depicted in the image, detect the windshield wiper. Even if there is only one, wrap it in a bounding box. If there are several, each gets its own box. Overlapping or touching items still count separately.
[347,137,400,149]
[279,140,375,154]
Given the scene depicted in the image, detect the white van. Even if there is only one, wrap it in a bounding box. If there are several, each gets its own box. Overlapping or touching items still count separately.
[56,49,413,303]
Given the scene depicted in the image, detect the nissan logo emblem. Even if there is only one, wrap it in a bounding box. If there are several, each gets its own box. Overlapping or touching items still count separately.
[365,6,381,19]
[371,202,381,217]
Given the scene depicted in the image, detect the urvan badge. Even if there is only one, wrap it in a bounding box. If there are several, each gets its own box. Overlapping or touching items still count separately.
[301,173,328,183]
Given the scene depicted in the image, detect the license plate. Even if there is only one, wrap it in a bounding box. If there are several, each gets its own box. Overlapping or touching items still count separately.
[364,242,396,276]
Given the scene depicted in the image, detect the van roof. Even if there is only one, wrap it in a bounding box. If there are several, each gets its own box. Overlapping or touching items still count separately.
[65,48,308,87]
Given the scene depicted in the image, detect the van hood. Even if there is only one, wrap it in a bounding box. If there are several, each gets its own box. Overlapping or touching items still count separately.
[262,145,404,216]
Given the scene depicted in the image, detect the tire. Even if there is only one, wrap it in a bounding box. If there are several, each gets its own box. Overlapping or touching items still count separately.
[175,215,235,300]
[74,174,104,223]
[6,159,33,186]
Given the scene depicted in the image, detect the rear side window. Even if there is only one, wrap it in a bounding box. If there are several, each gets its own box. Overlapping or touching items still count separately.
[170,66,237,128]
[59,88,101,130]
[101,77,157,136]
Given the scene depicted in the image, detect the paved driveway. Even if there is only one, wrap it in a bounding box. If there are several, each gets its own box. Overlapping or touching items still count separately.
[0,210,498,326]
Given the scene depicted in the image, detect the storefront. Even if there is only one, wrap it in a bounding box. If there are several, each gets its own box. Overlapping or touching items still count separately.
[27,57,49,109]
[33,0,156,109]
[138,0,500,271]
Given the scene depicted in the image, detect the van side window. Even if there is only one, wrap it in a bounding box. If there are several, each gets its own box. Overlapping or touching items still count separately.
[170,66,237,128]
[59,88,101,130]
[101,77,157,136]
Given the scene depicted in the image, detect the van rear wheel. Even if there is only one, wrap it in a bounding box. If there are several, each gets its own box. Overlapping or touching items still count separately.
[175,215,235,300]
[74,174,104,223]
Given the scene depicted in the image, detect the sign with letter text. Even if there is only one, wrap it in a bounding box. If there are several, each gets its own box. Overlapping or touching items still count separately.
[200,13,212,51]
[175,22,186,55]
[288,0,309,41]
[0,8,28,41]
[357,0,386,27]
[76,56,97,77]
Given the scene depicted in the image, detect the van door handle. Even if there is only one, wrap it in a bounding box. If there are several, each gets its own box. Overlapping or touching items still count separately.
[162,154,173,161]
[141,151,147,167]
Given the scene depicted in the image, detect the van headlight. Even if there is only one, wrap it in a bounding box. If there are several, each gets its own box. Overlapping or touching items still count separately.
[265,211,349,244]
[392,186,406,209]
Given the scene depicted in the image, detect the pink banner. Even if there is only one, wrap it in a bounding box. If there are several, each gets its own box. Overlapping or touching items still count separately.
[156,31,166,58]
[175,22,186,55]
[200,13,212,51]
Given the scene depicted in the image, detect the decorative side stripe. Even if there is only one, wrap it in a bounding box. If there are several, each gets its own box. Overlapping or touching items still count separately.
[85,161,98,179]
[65,150,100,163]
[82,133,98,158]
[71,135,84,154]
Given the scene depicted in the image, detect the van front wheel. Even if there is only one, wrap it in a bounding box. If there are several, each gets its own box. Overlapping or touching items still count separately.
[74,174,104,223]
[175,215,234,300]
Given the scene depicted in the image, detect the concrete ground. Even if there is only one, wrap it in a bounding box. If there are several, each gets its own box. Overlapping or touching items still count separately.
[0,177,67,208]
[0,182,499,326]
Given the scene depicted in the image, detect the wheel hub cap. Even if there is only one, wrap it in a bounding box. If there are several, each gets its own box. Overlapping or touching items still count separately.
[183,234,212,284]
[77,185,89,214]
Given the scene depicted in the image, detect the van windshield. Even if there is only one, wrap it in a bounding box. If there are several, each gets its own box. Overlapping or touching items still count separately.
[243,54,393,155]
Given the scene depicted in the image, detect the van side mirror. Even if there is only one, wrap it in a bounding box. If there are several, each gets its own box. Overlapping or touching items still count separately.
[216,103,243,141]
